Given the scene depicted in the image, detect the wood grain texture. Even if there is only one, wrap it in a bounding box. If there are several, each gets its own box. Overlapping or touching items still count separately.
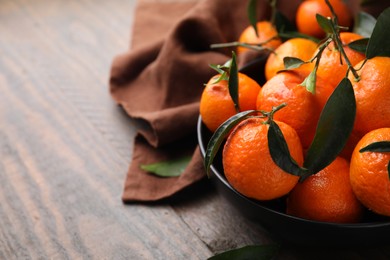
[1,0,390,259]
[0,0,211,259]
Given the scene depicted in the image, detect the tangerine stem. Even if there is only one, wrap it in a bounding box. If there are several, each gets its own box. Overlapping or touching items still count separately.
[210,42,274,52]
[330,24,360,80]
[264,103,287,124]
[310,37,332,63]
[210,40,276,53]
[325,0,360,81]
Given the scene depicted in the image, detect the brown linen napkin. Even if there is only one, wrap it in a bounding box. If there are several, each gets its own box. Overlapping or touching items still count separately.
[109,0,388,202]
[110,0,250,202]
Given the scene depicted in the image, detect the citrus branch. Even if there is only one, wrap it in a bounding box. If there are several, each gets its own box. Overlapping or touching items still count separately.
[325,0,360,81]
[310,37,332,64]
[299,37,332,93]
[210,40,274,52]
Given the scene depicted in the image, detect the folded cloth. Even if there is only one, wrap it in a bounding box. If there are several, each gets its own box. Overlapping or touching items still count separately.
[109,0,387,202]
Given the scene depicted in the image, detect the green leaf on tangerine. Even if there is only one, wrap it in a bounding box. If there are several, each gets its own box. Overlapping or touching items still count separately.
[300,68,317,94]
[209,59,232,83]
[204,110,258,177]
[140,155,191,177]
[208,244,280,260]
[316,14,333,35]
[268,120,308,178]
[228,52,240,112]
[304,78,356,175]
[366,7,390,59]
[353,11,376,38]
[359,141,390,179]
[247,0,258,37]
[348,38,369,54]
[359,141,390,153]
[283,57,306,69]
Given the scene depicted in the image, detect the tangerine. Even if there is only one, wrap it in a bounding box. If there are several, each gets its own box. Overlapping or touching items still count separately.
[316,32,365,89]
[350,128,390,216]
[287,157,364,223]
[237,21,281,55]
[223,118,303,200]
[200,72,261,132]
[348,56,390,136]
[256,69,334,149]
[265,38,317,81]
[296,0,353,39]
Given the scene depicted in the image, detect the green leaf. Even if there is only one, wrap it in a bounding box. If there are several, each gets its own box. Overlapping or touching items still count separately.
[304,78,356,175]
[366,7,390,59]
[316,14,333,34]
[283,57,306,69]
[353,11,376,38]
[359,141,390,153]
[359,141,390,179]
[204,110,258,177]
[274,10,296,34]
[247,0,258,37]
[299,68,317,94]
[140,155,191,177]
[208,245,280,260]
[209,59,233,83]
[348,38,369,54]
[228,52,240,113]
[268,120,308,178]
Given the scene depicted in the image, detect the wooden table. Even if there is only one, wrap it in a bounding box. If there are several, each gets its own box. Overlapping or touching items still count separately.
[1,0,390,259]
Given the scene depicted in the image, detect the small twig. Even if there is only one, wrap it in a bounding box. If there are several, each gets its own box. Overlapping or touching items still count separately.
[325,0,360,81]
[264,103,287,124]
[330,22,360,80]
[210,41,275,53]
[311,37,333,63]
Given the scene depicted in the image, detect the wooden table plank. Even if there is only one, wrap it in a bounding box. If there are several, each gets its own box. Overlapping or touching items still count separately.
[0,0,213,259]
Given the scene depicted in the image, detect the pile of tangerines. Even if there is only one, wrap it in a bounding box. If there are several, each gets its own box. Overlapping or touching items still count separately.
[200,0,390,223]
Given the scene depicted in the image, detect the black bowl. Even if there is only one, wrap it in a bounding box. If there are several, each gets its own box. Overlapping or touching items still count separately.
[197,116,390,247]
[197,56,390,247]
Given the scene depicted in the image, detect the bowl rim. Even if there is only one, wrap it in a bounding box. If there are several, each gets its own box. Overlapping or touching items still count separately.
[197,115,390,228]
